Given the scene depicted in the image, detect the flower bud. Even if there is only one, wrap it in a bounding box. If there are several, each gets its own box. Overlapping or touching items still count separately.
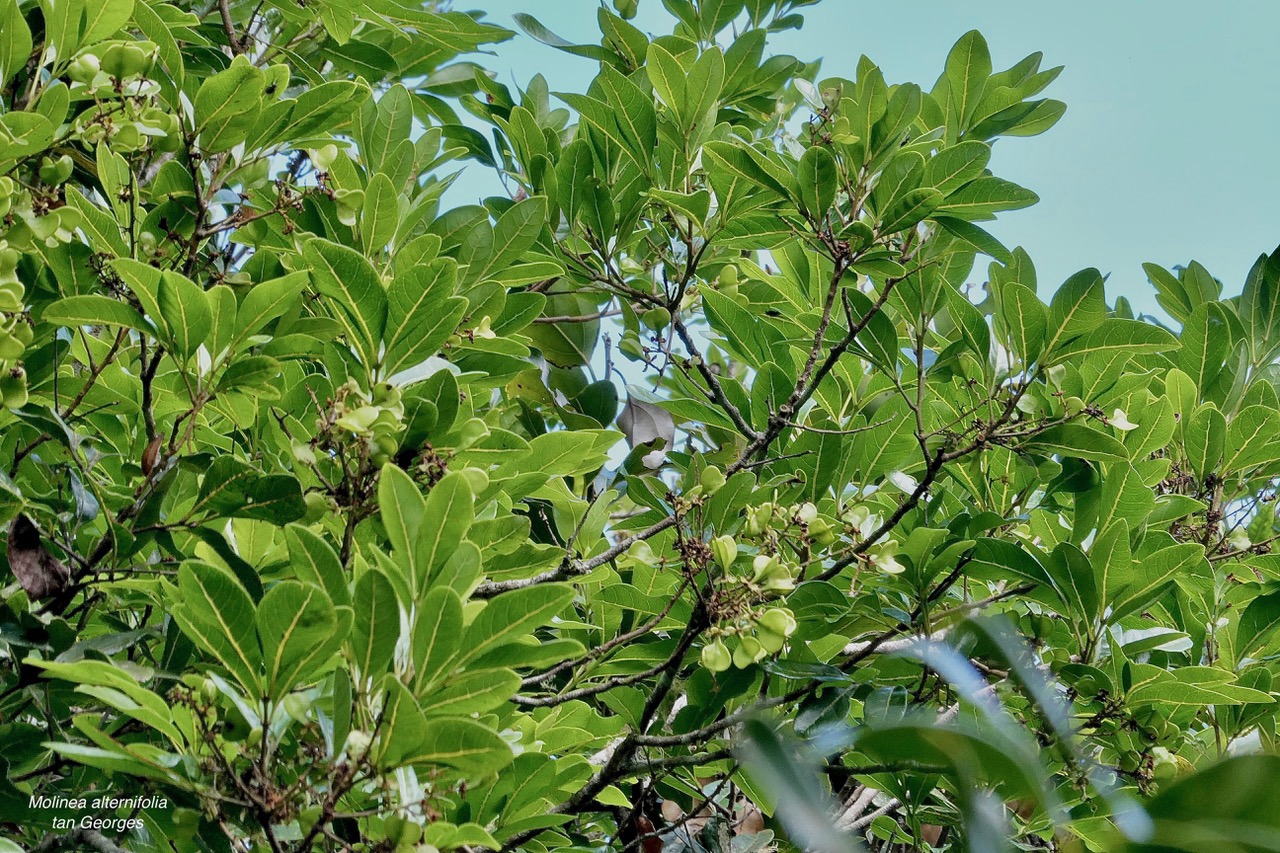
[343,730,372,757]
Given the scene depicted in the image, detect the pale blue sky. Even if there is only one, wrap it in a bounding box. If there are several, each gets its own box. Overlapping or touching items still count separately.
[455,1,1280,314]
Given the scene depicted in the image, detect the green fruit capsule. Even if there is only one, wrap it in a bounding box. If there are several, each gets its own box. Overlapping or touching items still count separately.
[642,306,671,331]
[101,43,152,79]
[618,334,645,360]
[0,368,28,409]
[732,635,766,668]
[67,53,101,83]
[39,155,73,185]
[700,638,731,673]
[755,626,785,654]
[302,492,329,523]
[699,465,725,493]
[756,607,797,638]
[710,535,737,570]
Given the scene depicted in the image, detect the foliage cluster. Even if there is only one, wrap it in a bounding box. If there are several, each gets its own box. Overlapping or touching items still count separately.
[3,0,1280,851]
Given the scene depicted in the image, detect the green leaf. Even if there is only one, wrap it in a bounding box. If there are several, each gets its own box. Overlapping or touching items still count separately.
[1240,247,1280,359]
[796,146,837,220]
[170,562,262,695]
[399,716,512,776]
[936,176,1038,220]
[1238,590,1280,661]
[231,272,308,349]
[926,140,991,195]
[417,471,474,587]
[943,30,992,133]
[303,237,388,365]
[0,0,32,85]
[1022,424,1129,462]
[361,172,400,253]
[383,259,466,378]
[1047,318,1180,364]
[737,718,865,853]
[256,582,347,699]
[994,280,1047,365]
[646,42,687,120]
[285,524,350,608]
[412,586,464,691]
[193,55,266,152]
[1184,404,1226,479]
[1045,268,1106,353]
[1178,303,1232,396]
[351,569,400,680]
[42,295,151,333]
[684,47,726,130]
[457,584,574,667]
[157,271,212,360]
[422,669,520,716]
[378,463,425,581]
[216,355,282,398]
[880,186,942,234]
[192,456,306,523]
[1122,755,1280,853]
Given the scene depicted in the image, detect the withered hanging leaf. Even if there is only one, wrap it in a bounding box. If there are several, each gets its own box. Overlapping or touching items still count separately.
[7,514,70,602]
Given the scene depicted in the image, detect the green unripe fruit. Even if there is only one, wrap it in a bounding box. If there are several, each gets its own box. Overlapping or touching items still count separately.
[699,465,725,493]
[701,638,731,672]
[245,726,263,749]
[303,492,329,522]
[101,43,152,79]
[1152,756,1177,782]
[618,334,645,360]
[809,518,836,547]
[0,368,28,409]
[112,123,143,151]
[732,635,766,668]
[67,53,101,83]
[312,144,340,170]
[371,382,401,408]
[0,284,21,314]
[613,0,638,20]
[718,264,739,287]
[756,607,797,638]
[458,466,489,494]
[755,625,785,654]
[39,154,74,185]
[373,435,396,461]
[642,306,671,331]
[710,535,737,570]
[152,113,182,152]
[201,678,217,702]
[0,331,24,361]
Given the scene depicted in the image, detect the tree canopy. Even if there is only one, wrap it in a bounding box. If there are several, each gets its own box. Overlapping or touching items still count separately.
[2,0,1280,851]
